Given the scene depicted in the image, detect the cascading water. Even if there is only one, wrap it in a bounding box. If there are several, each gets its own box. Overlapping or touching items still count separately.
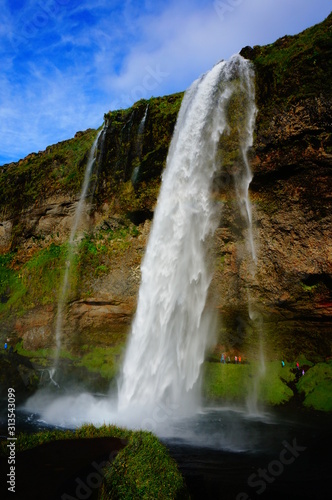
[221,63,264,414]
[138,104,148,137]
[231,64,257,265]
[54,128,103,367]
[118,55,256,417]
[223,64,264,410]
[26,55,261,432]
[132,104,149,185]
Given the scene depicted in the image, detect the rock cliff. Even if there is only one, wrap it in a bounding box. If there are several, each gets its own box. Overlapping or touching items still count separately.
[0,14,331,359]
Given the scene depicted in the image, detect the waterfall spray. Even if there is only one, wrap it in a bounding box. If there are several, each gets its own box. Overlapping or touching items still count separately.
[54,129,103,368]
[225,62,264,413]
[238,74,266,415]
[118,55,256,416]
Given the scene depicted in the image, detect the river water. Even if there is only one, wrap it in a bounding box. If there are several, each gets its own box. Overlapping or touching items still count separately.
[0,397,330,499]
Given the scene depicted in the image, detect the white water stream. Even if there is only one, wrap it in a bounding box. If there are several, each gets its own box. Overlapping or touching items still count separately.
[54,129,103,366]
[118,55,256,417]
[132,104,149,185]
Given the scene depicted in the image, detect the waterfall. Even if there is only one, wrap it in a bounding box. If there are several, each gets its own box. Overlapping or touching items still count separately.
[118,55,256,416]
[232,64,257,265]
[132,104,149,185]
[39,368,60,388]
[54,128,103,366]
[138,104,148,137]
[25,56,262,433]
[221,62,264,414]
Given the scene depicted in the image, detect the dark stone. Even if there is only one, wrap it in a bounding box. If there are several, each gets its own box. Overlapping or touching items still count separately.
[239,45,255,60]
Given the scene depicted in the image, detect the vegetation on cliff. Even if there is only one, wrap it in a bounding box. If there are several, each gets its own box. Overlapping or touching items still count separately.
[0,129,98,218]
[241,11,332,137]
[97,92,183,216]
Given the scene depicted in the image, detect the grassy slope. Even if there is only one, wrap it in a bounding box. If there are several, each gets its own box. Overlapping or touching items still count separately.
[203,358,332,410]
[0,129,98,217]
[296,361,332,411]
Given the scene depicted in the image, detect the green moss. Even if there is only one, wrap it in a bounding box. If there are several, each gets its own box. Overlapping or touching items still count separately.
[24,243,71,301]
[115,178,160,214]
[77,345,124,380]
[0,222,141,321]
[300,282,318,293]
[258,361,294,405]
[101,431,188,500]
[0,129,98,217]
[296,362,332,411]
[3,243,74,316]
[15,340,75,362]
[98,93,183,213]
[0,425,188,500]
[95,264,109,276]
[245,12,332,133]
[0,253,24,314]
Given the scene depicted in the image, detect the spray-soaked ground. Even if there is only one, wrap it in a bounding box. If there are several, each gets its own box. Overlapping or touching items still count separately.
[0,396,330,499]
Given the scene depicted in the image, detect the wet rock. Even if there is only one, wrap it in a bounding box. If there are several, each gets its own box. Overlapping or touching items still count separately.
[0,352,39,401]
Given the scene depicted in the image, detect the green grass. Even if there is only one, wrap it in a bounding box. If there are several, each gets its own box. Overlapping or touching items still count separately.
[15,340,75,361]
[0,225,132,318]
[250,12,332,129]
[0,253,25,314]
[101,431,188,499]
[0,424,188,500]
[203,358,332,410]
[0,129,98,216]
[23,243,72,306]
[0,243,76,318]
[258,361,294,405]
[203,360,294,405]
[296,361,332,411]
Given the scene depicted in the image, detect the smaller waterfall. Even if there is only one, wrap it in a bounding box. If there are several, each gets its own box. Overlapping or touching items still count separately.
[225,65,265,414]
[138,104,149,137]
[39,368,60,388]
[54,129,103,367]
[234,65,257,265]
[132,105,149,185]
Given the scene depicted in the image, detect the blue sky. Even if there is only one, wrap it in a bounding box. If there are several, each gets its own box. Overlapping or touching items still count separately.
[0,0,331,165]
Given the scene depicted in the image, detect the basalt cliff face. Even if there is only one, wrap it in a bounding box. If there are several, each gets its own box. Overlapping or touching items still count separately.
[0,14,331,358]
